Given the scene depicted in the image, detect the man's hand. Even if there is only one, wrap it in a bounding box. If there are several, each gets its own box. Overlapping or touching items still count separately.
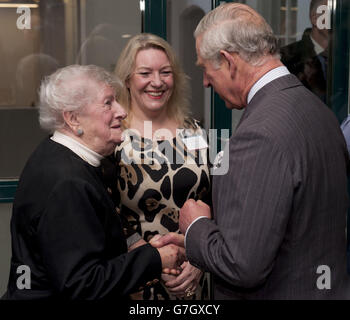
[150,232,184,248]
[179,199,211,234]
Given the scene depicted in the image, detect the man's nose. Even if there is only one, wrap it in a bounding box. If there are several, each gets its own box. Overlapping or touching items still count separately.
[203,73,210,88]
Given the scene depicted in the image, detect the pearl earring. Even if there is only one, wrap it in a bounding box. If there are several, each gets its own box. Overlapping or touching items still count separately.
[77,128,84,136]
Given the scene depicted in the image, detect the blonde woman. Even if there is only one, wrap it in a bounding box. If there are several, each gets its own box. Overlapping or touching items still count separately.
[114,34,211,300]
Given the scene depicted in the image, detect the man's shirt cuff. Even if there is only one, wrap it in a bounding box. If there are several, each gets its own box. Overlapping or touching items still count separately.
[184,216,210,248]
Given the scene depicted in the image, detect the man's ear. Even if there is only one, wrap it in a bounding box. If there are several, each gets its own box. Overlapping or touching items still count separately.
[220,50,237,78]
[63,110,80,132]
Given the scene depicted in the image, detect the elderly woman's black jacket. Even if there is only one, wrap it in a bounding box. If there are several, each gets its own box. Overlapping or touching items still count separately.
[3,137,161,300]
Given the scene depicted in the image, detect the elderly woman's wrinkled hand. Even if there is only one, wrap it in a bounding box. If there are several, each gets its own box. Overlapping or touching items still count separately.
[163,261,202,298]
[156,242,186,273]
[150,234,184,275]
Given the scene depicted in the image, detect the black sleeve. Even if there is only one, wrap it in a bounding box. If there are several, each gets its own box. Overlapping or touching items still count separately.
[36,178,161,299]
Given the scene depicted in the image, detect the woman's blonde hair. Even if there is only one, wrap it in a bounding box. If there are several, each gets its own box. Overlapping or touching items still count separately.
[115,33,191,127]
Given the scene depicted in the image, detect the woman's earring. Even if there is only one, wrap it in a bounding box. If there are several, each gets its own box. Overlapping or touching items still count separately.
[77,128,84,136]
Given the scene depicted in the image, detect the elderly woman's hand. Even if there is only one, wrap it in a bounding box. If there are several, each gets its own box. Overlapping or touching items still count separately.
[163,261,202,298]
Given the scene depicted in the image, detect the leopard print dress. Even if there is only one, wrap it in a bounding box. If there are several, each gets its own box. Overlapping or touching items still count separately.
[115,119,211,300]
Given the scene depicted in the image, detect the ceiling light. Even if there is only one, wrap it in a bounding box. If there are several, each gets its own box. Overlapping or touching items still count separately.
[140,0,145,12]
[0,3,39,8]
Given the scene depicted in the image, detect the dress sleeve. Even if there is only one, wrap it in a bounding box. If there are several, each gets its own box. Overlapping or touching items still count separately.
[36,178,161,299]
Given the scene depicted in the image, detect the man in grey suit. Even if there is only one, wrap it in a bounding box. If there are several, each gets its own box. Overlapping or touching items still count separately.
[153,3,350,299]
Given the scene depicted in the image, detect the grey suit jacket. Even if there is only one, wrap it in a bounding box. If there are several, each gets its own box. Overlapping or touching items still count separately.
[186,74,350,299]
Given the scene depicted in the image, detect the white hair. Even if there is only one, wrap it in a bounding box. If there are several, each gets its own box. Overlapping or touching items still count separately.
[39,64,122,132]
[194,3,280,68]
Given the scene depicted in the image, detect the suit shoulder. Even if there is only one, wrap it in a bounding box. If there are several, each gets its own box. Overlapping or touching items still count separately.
[241,86,341,156]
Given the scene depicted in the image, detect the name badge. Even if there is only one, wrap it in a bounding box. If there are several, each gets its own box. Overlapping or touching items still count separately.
[182,135,208,151]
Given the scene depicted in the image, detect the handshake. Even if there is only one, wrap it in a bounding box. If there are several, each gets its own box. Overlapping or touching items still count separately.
[145,199,211,298]
[150,232,186,274]
[149,198,211,272]
[150,232,200,298]
[129,199,210,297]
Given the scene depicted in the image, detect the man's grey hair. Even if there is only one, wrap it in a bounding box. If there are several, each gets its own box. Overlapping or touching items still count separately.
[39,64,122,132]
[194,3,279,68]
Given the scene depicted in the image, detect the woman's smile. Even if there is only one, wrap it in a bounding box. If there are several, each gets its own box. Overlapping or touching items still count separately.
[128,48,174,115]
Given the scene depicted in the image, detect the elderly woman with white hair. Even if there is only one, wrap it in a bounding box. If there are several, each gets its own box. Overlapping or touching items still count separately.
[3,64,184,300]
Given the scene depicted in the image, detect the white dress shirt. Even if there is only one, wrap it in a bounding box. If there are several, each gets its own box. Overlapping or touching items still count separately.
[247,66,290,104]
[310,35,325,55]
